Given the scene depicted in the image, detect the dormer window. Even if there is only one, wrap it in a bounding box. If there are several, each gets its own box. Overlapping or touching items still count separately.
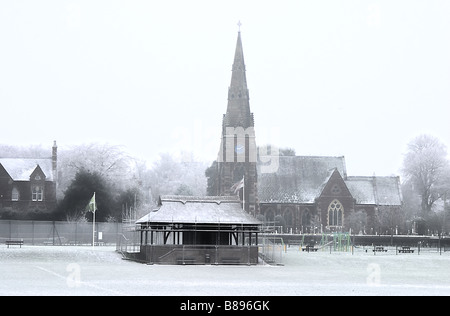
[35,175,41,181]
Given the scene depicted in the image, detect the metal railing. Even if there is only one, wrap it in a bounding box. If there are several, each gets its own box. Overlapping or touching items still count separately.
[0,220,121,246]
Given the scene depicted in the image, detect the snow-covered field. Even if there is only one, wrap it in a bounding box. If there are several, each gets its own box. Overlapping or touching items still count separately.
[1,245,450,296]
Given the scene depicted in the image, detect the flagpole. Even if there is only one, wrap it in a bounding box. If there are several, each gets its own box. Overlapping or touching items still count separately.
[92,192,96,248]
[242,175,245,211]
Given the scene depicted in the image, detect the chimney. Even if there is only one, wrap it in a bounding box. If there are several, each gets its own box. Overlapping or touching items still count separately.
[52,141,57,182]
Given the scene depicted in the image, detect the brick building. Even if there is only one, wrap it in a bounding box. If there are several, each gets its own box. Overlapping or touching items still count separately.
[0,142,58,218]
[258,155,403,233]
[208,31,403,233]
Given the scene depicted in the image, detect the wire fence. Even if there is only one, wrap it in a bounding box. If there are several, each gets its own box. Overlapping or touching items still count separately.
[0,220,121,246]
[117,223,140,253]
[258,236,284,265]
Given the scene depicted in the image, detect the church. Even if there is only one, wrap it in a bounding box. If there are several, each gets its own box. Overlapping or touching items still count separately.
[207,30,403,234]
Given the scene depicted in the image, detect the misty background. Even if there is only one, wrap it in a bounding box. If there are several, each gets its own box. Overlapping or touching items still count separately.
[1,1,449,176]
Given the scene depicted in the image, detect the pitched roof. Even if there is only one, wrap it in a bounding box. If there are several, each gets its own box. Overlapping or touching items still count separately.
[257,155,403,206]
[257,156,347,203]
[0,158,54,181]
[345,176,403,206]
[136,195,261,225]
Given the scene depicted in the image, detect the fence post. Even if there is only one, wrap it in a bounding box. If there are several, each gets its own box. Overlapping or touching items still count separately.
[75,222,78,245]
[215,245,218,265]
[52,221,55,245]
[439,235,442,255]
[31,221,34,245]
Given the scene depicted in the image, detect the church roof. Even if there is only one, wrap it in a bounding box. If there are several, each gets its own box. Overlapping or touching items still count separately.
[257,156,347,204]
[346,176,403,206]
[0,158,54,181]
[257,155,402,206]
[136,195,261,225]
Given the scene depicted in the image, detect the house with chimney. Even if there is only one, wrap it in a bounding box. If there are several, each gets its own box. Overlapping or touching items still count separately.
[0,142,58,218]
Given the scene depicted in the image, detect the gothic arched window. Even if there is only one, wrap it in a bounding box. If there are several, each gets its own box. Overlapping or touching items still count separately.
[283,208,293,232]
[328,199,343,227]
[302,209,311,227]
[265,208,275,224]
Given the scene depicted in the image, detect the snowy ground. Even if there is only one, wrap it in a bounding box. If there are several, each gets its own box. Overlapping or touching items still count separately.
[1,245,450,296]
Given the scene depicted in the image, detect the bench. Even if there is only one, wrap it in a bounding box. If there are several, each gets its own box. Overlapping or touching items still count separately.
[398,246,414,254]
[373,246,387,252]
[177,258,196,265]
[302,245,318,252]
[221,258,241,265]
[288,241,303,247]
[6,239,24,248]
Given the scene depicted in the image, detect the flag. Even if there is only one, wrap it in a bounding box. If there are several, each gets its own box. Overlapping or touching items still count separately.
[230,176,244,194]
[86,192,97,213]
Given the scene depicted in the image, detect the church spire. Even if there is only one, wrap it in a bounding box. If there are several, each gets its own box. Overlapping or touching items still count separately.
[224,30,253,129]
[230,30,247,91]
[215,28,259,215]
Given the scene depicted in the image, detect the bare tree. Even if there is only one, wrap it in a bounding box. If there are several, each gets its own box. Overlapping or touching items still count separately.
[145,152,207,201]
[402,134,450,214]
[58,143,134,198]
[0,144,50,158]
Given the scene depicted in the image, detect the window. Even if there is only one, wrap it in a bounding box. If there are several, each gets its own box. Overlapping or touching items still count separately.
[302,209,311,227]
[12,187,19,201]
[328,199,343,227]
[32,186,44,201]
[331,184,342,195]
[283,208,293,233]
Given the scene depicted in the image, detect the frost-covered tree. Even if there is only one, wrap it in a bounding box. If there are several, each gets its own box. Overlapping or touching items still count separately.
[55,143,153,221]
[56,143,137,203]
[145,153,207,201]
[205,160,218,196]
[0,144,50,158]
[402,134,450,214]
[55,170,116,222]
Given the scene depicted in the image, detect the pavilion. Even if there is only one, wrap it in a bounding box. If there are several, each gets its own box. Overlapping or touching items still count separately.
[125,195,261,265]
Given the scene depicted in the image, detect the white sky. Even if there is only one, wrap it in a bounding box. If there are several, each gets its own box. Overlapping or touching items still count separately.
[1,0,449,177]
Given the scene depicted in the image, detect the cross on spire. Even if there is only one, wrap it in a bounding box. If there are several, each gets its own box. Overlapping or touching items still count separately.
[237,20,242,32]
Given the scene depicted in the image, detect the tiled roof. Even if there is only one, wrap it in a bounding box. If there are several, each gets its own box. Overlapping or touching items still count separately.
[136,195,261,225]
[346,176,403,206]
[0,158,54,181]
[344,177,376,204]
[257,156,402,206]
[257,156,346,203]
